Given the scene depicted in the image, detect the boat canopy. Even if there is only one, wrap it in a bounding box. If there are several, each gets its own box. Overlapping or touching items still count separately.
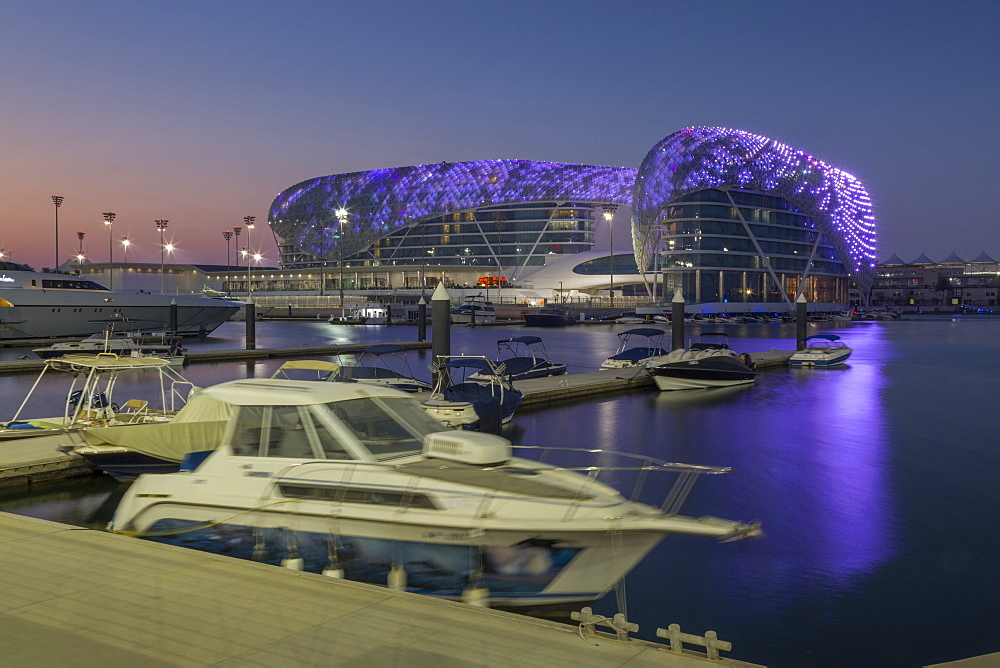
[619,328,665,338]
[363,344,408,355]
[498,336,542,345]
[804,334,841,341]
[439,358,495,372]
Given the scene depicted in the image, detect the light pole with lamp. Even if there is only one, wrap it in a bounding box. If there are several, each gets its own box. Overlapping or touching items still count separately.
[602,204,618,308]
[243,216,255,297]
[222,230,233,266]
[155,220,169,294]
[103,212,116,288]
[76,231,85,269]
[51,195,64,269]
[121,237,130,262]
[335,208,348,316]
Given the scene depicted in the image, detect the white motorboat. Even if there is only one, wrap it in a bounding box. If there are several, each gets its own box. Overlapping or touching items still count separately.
[0,353,195,440]
[33,330,187,365]
[471,336,567,382]
[450,295,496,324]
[109,378,761,610]
[644,332,756,391]
[789,334,853,367]
[599,328,669,369]
[0,261,240,340]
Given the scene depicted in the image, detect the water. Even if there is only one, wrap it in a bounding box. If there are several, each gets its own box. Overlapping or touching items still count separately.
[2,318,998,667]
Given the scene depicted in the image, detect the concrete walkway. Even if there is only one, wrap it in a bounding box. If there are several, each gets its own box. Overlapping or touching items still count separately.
[1,513,762,667]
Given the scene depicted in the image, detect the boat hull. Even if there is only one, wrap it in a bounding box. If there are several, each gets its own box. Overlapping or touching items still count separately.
[788,350,852,367]
[647,357,756,391]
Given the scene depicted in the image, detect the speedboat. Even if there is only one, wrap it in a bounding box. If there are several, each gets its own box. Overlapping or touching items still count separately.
[33,329,187,365]
[789,334,852,367]
[0,260,240,340]
[0,353,195,440]
[471,336,567,382]
[420,356,522,431]
[108,378,762,610]
[450,295,496,324]
[69,389,233,480]
[522,306,577,327]
[599,328,669,369]
[644,333,756,391]
[273,346,432,393]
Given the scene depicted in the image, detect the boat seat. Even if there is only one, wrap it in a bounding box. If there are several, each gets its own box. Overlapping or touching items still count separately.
[120,399,149,414]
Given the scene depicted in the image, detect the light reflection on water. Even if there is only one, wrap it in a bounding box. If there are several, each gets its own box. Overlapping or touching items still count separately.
[2,318,998,667]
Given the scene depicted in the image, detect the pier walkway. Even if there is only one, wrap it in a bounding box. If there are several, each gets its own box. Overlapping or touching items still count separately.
[1,512,762,667]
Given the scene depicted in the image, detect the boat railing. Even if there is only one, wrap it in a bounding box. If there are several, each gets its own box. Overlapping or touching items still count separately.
[263,446,732,520]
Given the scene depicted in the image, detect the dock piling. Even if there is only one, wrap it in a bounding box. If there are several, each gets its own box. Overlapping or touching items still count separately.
[796,294,807,349]
[671,288,685,350]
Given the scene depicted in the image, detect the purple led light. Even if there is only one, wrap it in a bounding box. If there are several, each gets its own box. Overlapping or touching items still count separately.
[632,127,877,298]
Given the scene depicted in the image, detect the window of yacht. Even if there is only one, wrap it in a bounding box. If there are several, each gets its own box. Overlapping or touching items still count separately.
[326,397,447,461]
[229,404,350,459]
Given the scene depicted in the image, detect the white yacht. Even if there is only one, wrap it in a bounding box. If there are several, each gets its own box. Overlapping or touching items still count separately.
[110,378,761,609]
[789,334,853,367]
[0,261,240,340]
[450,295,496,324]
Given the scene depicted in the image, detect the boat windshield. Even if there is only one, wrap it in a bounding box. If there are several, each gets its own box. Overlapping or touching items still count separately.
[326,397,448,461]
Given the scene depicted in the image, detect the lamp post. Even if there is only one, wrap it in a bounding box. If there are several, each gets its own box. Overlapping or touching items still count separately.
[243,216,255,297]
[155,220,169,294]
[103,212,116,289]
[121,237,130,263]
[335,208,348,316]
[603,204,618,308]
[76,231,85,269]
[222,230,233,266]
[51,195,64,269]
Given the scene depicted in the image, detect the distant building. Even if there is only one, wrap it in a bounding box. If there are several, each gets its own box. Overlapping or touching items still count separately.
[267,127,877,310]
[871,252,999,313]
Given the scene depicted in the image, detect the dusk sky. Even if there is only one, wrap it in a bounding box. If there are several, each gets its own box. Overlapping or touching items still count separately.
[2,0,998,270]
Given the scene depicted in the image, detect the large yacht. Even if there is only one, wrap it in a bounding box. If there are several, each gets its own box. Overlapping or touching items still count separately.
[0,262,240,340]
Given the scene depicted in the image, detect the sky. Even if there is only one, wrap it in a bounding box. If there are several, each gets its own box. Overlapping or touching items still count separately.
[2,0,998,270]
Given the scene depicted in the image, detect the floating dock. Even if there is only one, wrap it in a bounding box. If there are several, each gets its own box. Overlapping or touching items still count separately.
[0,512,763,666]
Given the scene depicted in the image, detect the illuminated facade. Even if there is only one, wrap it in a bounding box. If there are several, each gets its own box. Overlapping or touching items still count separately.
[268,128,877,306]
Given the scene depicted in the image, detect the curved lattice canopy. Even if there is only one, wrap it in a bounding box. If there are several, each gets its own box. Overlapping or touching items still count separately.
[269,160,636,259]
[632,127,877,296]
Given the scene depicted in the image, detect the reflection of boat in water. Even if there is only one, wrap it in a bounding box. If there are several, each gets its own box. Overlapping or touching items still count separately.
[599,328,668,369]
[789,334,852,367]
[421,356,522,431]
[522,306,576,327]
[471,336,567,382]
[0,354,195,440]
[0,261,239,339]
[109,378,761,610]
[644,333,756,391]
[328,305,390,325]
[450,295,495,324]
[272,346,431,393]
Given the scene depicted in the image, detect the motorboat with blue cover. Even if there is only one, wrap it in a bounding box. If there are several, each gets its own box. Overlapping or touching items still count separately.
[109,377,762,610]
[599,328,669,369]
[421,356,522,431]
[789,334,852,367]
[471,336,567,382]
[521,306,577,327]
[644,333,756,391]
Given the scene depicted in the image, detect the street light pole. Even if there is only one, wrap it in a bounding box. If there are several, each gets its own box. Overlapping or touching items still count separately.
[76,231,85,269]
[603,204,618,308]
[335,208,348,316]
[103,212,116,289]
[243,216,255,297]
[51,195,64,269]
[121,237,130,262]
[222,230,233,267]
[155,219,169,294]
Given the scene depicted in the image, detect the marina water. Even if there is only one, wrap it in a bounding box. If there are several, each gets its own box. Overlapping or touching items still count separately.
[2,317,998,667]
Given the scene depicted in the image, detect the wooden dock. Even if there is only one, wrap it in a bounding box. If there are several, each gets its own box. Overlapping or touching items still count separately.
[0,512,763,666]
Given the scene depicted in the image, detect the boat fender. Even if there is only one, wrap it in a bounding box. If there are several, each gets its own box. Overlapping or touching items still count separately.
[461,582,491,608]
[281,557,304,571]
[388,563,408,591]
[738,353,754,369]
[322,566,345,578]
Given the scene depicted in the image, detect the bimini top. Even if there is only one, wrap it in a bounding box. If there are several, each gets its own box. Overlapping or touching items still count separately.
[498,336,543,345]
[632,127,877,296]
[618,328,666,339]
